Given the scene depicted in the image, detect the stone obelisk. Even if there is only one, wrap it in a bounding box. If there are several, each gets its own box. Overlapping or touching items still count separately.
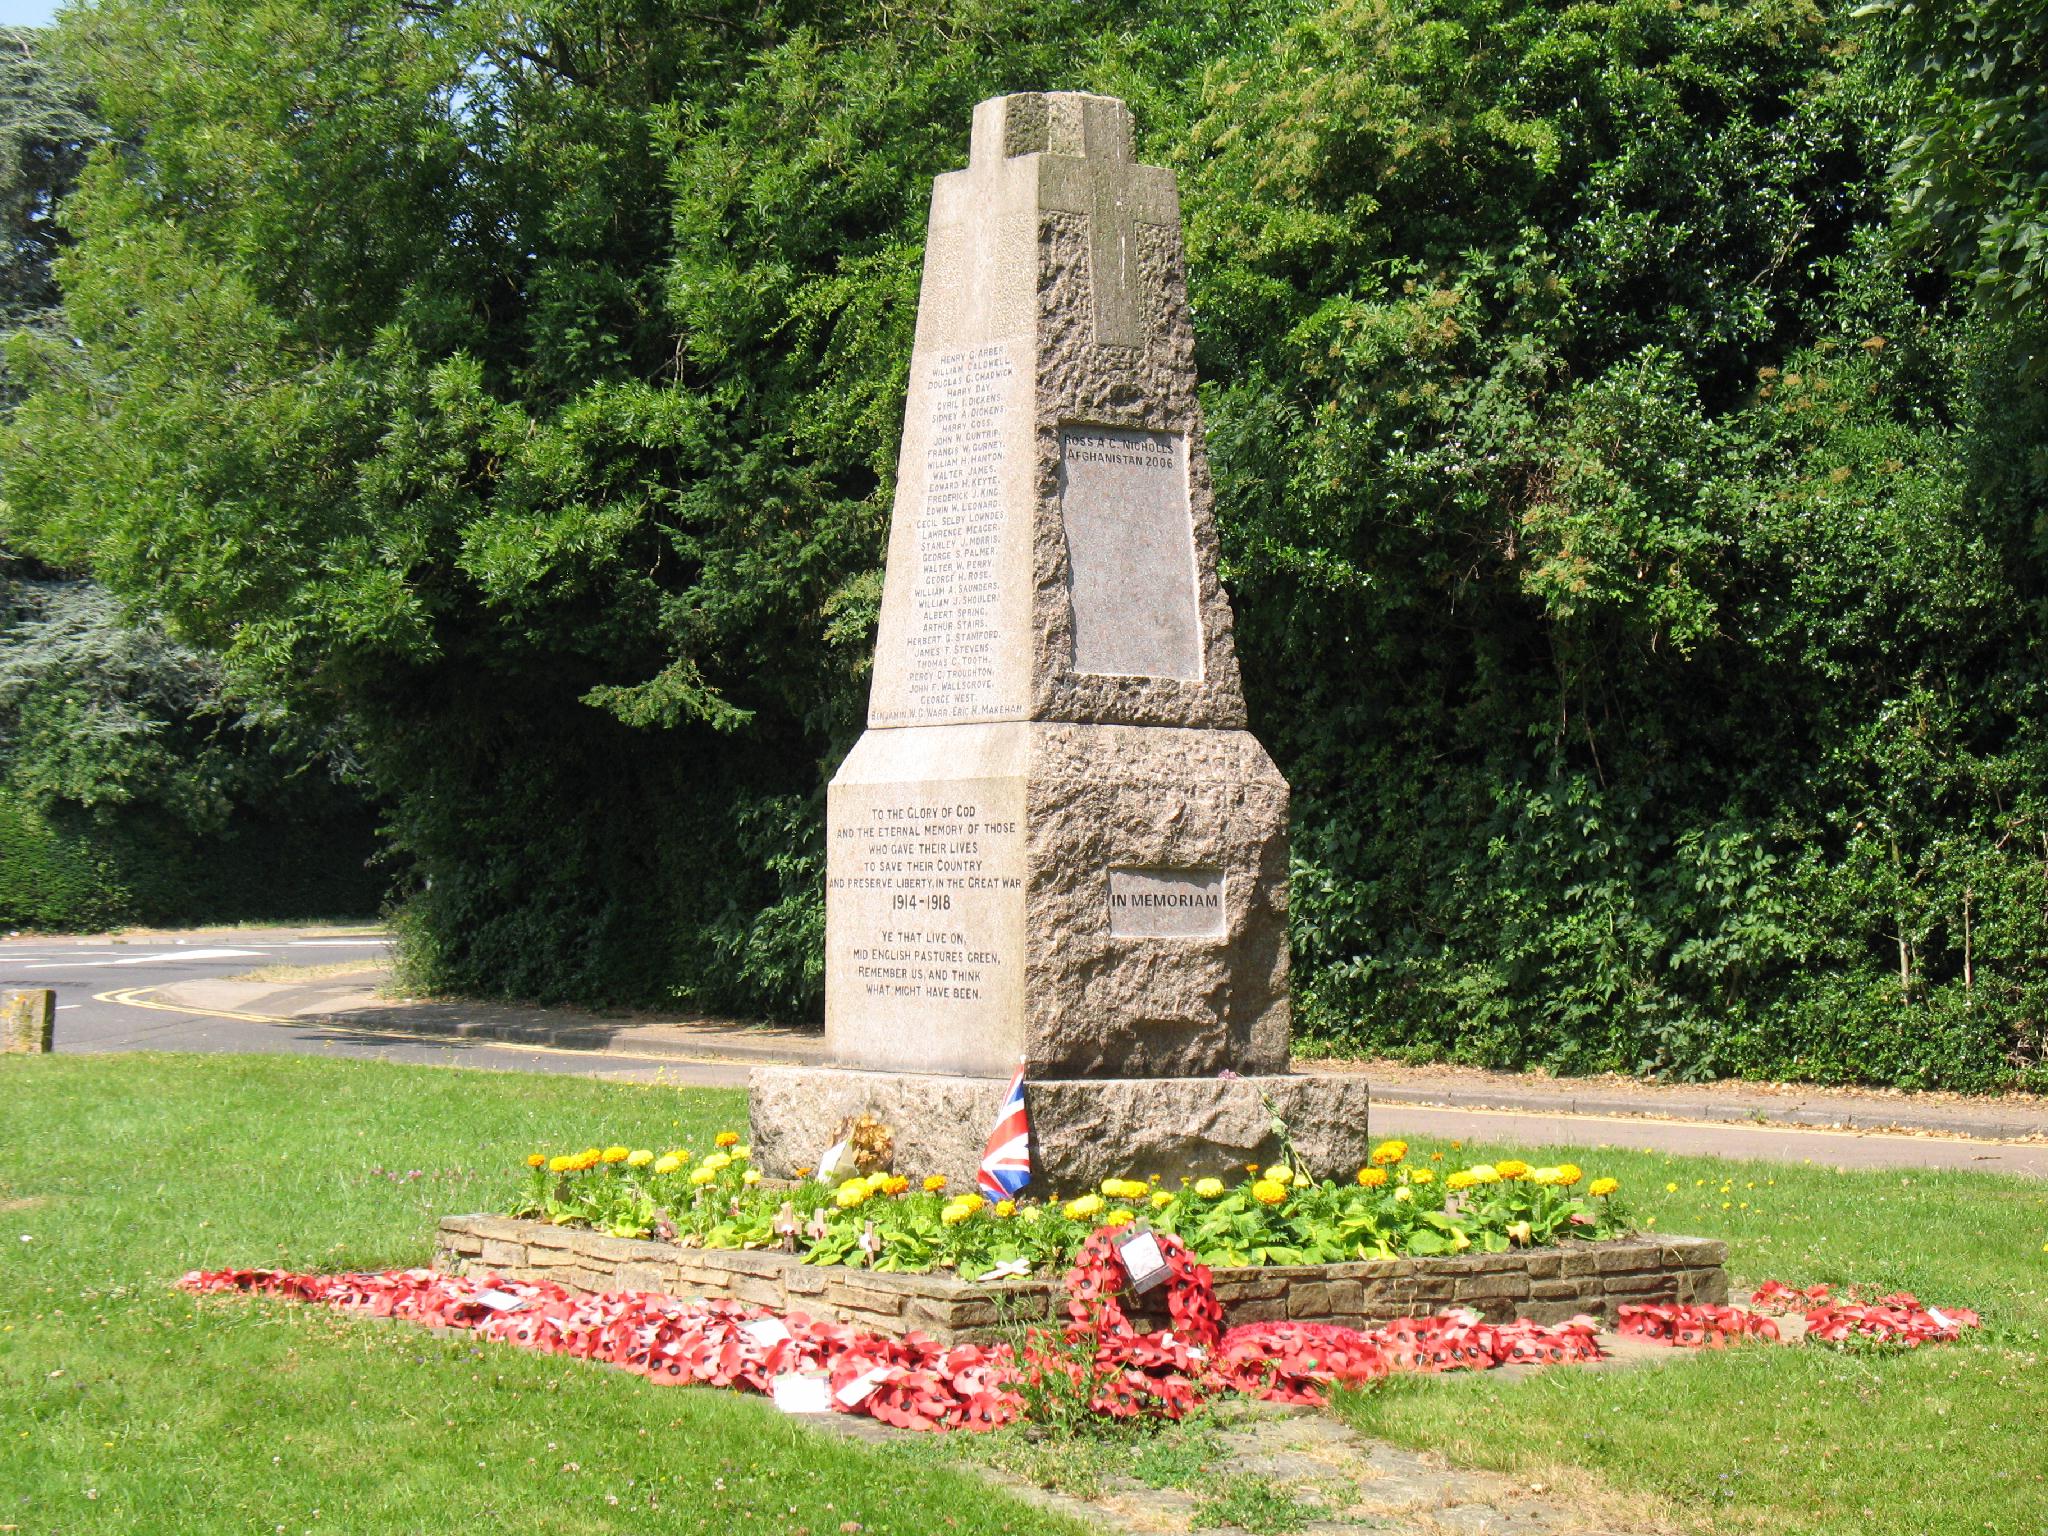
[750,91,1372,1188]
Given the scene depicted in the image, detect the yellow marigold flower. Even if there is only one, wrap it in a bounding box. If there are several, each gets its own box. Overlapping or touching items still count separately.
[1150,1190,1173,1209]
[702,1152,732,1173]
[863,1170,891,1193]
[1251,1178,1288,1206]
[1589,1176,1620,1198]
[572,1151,600,1172]
[582,1146,601,1160]
[1103,1209,1136,1228]
[835,1179,869,1208]
[548,1155,575,1173]
[1495,1159,1530,1180]
[1528,1167,1560,1186]
[1265,1164,1294,1187]
[1370,1140,1408,1166]
[603,1146,630,1164]
[730,1146,751,1163]
[1064,1193,1105,1221]
[994,1200,1016,1218]
[1469,1164,1501,1184]
[1445,1170,1477,1192]
[1409,1167,1436,1186]
[1555,1164,1583,1186]
[653,1153,683,1176]
[923,1175,948,1193]
[1355,1167,1388,1189]
[941,1199,978,1226]
[742,1168,762,1186]
[880,1175,909,1197]
[1102,1177,1148,1200]
[689,1167,716,1187]
[526,1153,547,1168]
[627,1149,654,1168]
[1194,1177,1226,1199]
[715,1131,740,1148]
[1394,1186,1414,1204]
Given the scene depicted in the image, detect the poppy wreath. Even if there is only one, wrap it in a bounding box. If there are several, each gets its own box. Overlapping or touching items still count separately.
[178,1252,1978,1429]
[1617,1301,1783,1347]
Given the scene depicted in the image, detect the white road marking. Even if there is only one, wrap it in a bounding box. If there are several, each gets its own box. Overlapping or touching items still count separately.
[55,1004,80,1010]
[17,947,268,970]
[287,939,390,947]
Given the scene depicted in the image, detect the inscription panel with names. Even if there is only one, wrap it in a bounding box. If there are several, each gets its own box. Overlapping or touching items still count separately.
[888,343,1021,724]
[1059,426,1202,680]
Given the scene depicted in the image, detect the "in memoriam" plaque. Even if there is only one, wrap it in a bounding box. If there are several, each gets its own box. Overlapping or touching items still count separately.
[1107,866,1226,938]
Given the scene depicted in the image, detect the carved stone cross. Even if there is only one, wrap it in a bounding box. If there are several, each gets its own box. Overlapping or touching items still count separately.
[968,92,1179,349]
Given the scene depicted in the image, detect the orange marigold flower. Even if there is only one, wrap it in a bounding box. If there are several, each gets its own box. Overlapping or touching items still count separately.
[923,1175,948,1193]
[715,1131,740,1148]
[1355,1167,1389,1189]
[1370,1140,1408,1166]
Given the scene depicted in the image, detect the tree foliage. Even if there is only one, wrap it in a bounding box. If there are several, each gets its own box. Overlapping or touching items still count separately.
[3,0,2042,1083]
[0,24,380,930]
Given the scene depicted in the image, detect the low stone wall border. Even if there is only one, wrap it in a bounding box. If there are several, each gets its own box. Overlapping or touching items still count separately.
[433,1215,1728,1344]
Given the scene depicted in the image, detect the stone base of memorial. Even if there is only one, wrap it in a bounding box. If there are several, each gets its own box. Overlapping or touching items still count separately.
[749,1066,1374,1190]
[434,1214,1728,1346]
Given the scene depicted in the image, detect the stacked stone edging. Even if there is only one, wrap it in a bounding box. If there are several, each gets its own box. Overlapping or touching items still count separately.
[434,1215,1727,1344]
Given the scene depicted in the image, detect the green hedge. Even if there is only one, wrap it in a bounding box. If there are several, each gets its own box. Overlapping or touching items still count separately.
[0,790,381,931]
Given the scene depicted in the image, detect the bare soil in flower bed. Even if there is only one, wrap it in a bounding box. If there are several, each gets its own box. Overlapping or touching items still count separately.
[435,1214,1727,1344]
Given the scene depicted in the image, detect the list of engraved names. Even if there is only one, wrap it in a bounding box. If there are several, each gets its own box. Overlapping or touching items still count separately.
[831,792,1021,1006]
[905,344,1016,720]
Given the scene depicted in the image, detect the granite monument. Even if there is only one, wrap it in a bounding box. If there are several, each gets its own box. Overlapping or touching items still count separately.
[750,90,1372,1188]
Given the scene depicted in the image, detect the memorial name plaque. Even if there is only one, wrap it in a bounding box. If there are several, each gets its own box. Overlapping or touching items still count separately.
[1107,867,1227,939]
[1059,426,1201,680]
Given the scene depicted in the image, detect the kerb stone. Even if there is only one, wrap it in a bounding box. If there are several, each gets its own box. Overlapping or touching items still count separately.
[3,990,55,1054]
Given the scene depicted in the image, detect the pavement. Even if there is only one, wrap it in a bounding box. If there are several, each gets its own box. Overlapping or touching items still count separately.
[9,925,2048,1175]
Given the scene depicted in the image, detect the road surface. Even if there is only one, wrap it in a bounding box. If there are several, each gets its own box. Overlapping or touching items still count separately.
[0,929,748,1085]
[6,929,2045,1173]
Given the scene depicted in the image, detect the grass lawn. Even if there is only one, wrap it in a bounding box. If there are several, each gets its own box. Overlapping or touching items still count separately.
[4,1053,2046,1536]
[1333,1136,2048,1536]
[0,1054,1082,1536]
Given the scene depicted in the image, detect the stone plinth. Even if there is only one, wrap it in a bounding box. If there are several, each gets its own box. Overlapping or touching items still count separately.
[750,1066,1373,1191]
[3,990,55,1054]
[435,1214,1731,1344]
[826,721,1288,1080]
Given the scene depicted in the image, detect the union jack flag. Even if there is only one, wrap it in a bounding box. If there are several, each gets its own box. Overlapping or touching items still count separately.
[977,1066,1033,1199]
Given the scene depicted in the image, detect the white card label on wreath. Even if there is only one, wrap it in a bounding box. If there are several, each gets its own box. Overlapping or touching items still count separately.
[835,1365,894,1407]
[1113,1226,1170,1293]
[473,1288,529,1313]
[771,1373,834,1415]
[740,1316,793,1348]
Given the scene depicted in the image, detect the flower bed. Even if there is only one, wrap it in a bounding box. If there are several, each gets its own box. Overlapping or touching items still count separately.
[435,1213,1728,1344]
[506,1132,1640,1280]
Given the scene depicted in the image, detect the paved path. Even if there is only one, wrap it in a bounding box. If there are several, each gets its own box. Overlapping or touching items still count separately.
[10,928,2048,1175]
